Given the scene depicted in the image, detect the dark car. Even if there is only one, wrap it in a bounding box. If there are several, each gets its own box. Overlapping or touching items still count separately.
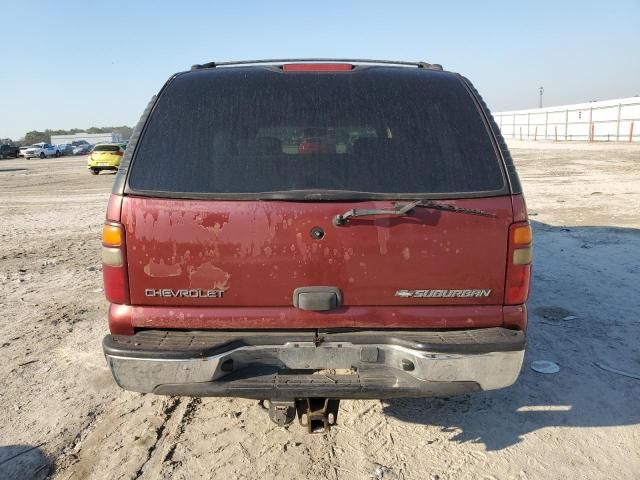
[72,144,92,155]
[56,144,75,156]
[0,144,20,159]
[100,59,531,432]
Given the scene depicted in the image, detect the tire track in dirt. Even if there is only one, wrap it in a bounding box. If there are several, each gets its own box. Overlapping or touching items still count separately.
[52,395,167,480]
[160,397,202,474]
[132,397,182,479]
[53,395,205,480]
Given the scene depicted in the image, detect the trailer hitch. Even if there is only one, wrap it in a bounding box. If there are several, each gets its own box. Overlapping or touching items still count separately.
[262,397,341,432]
[295,398,340,433]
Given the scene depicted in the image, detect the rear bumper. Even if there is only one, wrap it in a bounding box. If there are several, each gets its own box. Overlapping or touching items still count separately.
[88,164,119,170]
[104,328,525,399]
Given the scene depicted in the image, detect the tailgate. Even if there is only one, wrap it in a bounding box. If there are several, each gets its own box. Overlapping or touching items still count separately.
[121,196,512,307]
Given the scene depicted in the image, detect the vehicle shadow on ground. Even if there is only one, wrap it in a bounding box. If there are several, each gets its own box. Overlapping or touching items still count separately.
[383,221,640,451]
[0,444,51,480]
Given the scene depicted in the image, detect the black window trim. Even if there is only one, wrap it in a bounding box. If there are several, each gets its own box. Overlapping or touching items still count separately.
[120,68,514,201]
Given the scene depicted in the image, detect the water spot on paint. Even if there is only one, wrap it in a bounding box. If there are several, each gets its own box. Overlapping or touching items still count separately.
[144,259,182,277]
[402,247,411,261]
[377,224,390,255]
[188,262,230,290]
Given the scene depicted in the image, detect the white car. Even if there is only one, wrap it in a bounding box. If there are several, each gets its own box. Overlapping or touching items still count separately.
[23,143,59,159]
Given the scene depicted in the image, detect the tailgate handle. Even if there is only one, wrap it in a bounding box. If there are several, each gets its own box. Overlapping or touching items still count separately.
[293,287,342,311]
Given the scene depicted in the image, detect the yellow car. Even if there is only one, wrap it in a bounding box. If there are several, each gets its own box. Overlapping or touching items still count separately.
[87,143,125,175]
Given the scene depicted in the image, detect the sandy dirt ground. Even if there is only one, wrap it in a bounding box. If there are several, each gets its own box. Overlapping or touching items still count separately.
[1,142,639,480]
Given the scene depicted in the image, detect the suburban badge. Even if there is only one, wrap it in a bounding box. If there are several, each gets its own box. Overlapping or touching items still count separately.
[395,289,492,298]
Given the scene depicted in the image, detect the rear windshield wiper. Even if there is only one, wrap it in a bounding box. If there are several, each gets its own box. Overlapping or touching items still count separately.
[333,200,496,226]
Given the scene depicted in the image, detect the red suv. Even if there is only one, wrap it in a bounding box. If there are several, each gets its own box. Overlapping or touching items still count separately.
[102,59,531,432]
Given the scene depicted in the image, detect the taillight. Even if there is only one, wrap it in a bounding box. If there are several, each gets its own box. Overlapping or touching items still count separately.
[505,222,532,305]
[115,150,123,156]
[102,196,129,304]
[102,222,129,304]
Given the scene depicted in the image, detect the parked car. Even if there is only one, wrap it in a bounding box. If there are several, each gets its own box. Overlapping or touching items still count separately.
[101,59,531,432]
[23,143,58,159]
[73,144,92,155]
[87,143,124,174]
[56,144,75,156]
[18,146,29,157]
[0,144,20,159]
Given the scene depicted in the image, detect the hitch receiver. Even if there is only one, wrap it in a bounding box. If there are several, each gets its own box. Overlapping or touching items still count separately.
[295,398,341,433]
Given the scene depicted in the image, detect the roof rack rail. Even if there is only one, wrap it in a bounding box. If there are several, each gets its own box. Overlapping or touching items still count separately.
[190,58,443,71]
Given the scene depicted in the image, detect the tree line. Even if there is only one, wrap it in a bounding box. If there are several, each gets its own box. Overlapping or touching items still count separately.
[1,126,133,146]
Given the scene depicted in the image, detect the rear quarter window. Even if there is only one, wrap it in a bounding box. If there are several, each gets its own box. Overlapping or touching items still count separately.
[127,67,505,198]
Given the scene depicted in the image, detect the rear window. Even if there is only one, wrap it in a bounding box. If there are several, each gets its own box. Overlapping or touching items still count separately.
[128,67,505,198]
[94,145,120,152]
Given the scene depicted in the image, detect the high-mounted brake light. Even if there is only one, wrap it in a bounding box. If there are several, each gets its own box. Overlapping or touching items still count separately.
[282,63,353,72]
[505,221,532,305]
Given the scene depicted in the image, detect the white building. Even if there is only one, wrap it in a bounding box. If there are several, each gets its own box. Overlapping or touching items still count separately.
[50,132,123,145]
[493,96,640,142]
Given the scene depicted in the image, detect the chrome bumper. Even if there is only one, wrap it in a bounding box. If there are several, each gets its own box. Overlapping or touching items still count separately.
[104,329,525,399]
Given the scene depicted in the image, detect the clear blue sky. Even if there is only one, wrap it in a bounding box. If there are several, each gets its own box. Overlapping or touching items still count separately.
[1,0,639,140]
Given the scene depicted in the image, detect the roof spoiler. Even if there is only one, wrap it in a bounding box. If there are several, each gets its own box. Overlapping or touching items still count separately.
[190,58,443,71]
